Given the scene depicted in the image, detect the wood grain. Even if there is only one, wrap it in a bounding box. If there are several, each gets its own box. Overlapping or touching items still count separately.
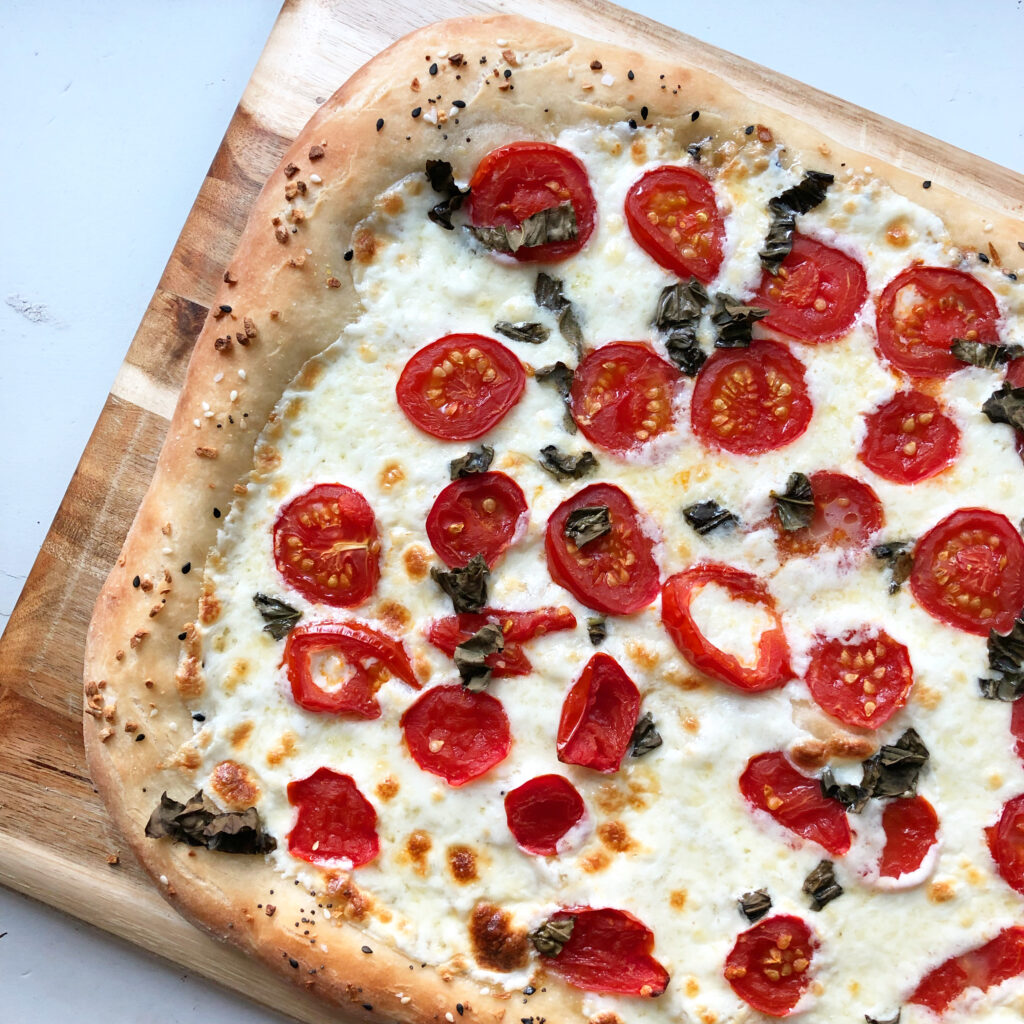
[1,0,1022,1020]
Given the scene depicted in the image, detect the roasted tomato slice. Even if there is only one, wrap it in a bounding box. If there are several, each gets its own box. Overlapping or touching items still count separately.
[876,266,1001,378]
[1006,357,1024,461]
[1012,700,1024,763]
[724,914,816,1017]
[400,683,510,786]
[426,606,577,677]
[396,334,525,440]
[753,234,867,343]
[624,165,725,283]
[879,795,939,879]
[425,472,528,568]
[691,341,812,455]
[468,141,596,262]
[739,751,852,855]
[545,483,660,615]
[504,775,586,856]
[859,390,960,484]
[286,767,379,867]
[283,621,420,720]
[543,907,669,996]
[986,792,1024,895]
[773,470,884,558]
[569,342,682,453]
[661,564,791,692]
[909,926,1024,1015]
[804,628,913,730]
[273,483,380,607]
[910,508,1024,636]
[556,652,641,773]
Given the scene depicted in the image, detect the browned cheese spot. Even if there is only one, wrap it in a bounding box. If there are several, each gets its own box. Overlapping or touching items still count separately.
[468,903,529,972]
[928,879,956,903]
[594,781,628,815]
[266,731,297,766]
[630,138,647,164]
[827,734,877,761]
[326,874,373,920]
[403,544,431,581]
[684,977,700,997]
[199,581,221,625]
[405,830,432,876]
[223,658,249,695]
[597,821,635,853]
[171,745,202,771]
[375,599,411,633]
[353,228,378,264]
[590,1014,624,1024]
[298,359,324,389]
[885,220,912,248]
[379,461,405,489]
[175,654,203,699]
[661,665,705,691]
[376,191,405,215]
[670,889,688,910]
[789,738,828,771]
[448,845,479,883]
[375,776,400,801]
[230,721,254,749]
[913,681,943,710]
[211,759,260,808]
[624,639,659,671]
[698,1010,719,1024]
[581,848,612,873]
[284,396,305,420]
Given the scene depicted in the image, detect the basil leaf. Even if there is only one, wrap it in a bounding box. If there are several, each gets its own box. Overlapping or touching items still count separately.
[683,499,737,535]
[493,321,551,345]
[564,505,611,547]
[449,445,494,480]
[860,728,929,800]
[145,790,276,855]
[665,330,708,376]
[469,202,577,253]
[872,540,914,594]
[425,159,469,230]
[759,170,834,274]
[655,280,709,332]
[587,617,607,646]
[530,917,575,957]
[253,593,302,641]
[629,712,662,757]
[430,553,489,614]
[983,382,1024,433]
[538,445,598,481]
[738,889,772,923]
[951,338,1022,369]
[802,860,843,911]
[819,767,870,814]
[865,1011,901,1024]
[712,292,769,348]
[535,361,577,434]
[535,273,585,359]
[979,617,1024,701]
[454,623,504,691]
[772,472,815,531]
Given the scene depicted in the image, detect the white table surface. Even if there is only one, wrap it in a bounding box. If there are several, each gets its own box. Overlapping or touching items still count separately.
[1,1,1021,1020]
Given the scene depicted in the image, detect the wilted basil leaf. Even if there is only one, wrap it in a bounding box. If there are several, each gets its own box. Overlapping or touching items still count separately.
[951,338,1022,369]
[803,860,843,911]
[539,445,598,481]
[454,623,504,691]
[759,170,834,274]
[253,593,302,641]
[686,135,712,162]
[820,767,870,814]
[979,617,1024,701]
[665,331,708,376]
[712,292,769,348]
[493,321,550,344]
[535,273,585,358]
[430,553,489,614]
[425,159,470,230]
[530,916,575,957]
[587,617,607,646]
[982,383,1024,433]
[565,505,611,547]
[872,541,914,595]
[860,728,929,800]
[449,445,494,480]
[772,472,815,531]
[738,889,772,923]
[865,1011,901,1024]
[470,202,577,253]
[683,499,737,535]
[145,790,276,855]
[535,361,577,434]
[629,712,662,757]
[655,280,709,332]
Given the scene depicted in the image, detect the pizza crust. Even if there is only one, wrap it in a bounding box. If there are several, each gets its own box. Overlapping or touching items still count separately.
[84,14,1024,1023]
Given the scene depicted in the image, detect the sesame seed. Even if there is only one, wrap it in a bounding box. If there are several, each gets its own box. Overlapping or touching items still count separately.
[238,369,246,380]
[213,371,223,383]
[627,69,634,80]
[213,508,221,518]
[181,562,191,574]
[922,180,932,189]
[641,105,648,120]
[504,69,512,79]
[230,389,238,402]
[376,117,384,131]
[132,575,141,588]
[412,106,422,117]
[361,945,373,954]
[691,110,700,121]
[453,99,465,108]
[344,249,354,261]
[309,173,322,184]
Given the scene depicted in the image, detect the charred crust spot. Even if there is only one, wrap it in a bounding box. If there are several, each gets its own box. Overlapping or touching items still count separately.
[448,845,478,883]
[199,581,221,624]
[326,276,342,288]
[469,903,529,972]
[597,820,635,853]
[211,759,260,808]
[327,875,373,920]
[405,830,432,875]
[353,228,378,264]
[275,226,290,244]
[195,445,219,459]
[402,544,431,581]
[224,269,238,285]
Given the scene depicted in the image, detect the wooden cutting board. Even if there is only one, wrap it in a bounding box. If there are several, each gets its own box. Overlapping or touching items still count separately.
[2,1,1022,1020]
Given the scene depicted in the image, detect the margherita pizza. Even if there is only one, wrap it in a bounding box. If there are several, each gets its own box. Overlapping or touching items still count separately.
[84,15,1024,1024]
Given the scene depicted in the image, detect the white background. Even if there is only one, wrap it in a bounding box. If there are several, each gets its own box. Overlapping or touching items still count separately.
[1,1,1021,1020]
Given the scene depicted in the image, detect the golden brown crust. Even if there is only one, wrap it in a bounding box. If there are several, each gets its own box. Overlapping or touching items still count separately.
[84,13,1024,1022]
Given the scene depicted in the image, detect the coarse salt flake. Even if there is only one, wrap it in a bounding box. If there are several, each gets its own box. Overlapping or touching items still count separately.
[310,173,322,184]
[193,419,201,428]
[601,73,614,86]
[238,369,247,380]
[213,372,223,383]
[230,390,238,402]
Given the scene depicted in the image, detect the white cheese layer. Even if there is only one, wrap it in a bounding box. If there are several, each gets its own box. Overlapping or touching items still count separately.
[196,124,1024,1024]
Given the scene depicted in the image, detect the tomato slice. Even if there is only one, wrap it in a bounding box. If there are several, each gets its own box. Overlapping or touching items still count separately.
[286,767,379,867]
[859,390,961,484]
[425,472,528,569]
[724,914,816,1017]
[283,621,420,720]
[986,792,1024,895]
[624,165,725,283]
[739,751,852,855]
[910,508,1024,636]
[544,907,669,996]
[1007,358,1024,462]
[804,628,913,730]
[876,266,1001,378]
[468,141,596,262]
[504,775,586,856]
[753,234,867,343]
[1012,700,1024,763]
[545,483,660,615]
[426,606,577,678]
[691,341,812,455]
[569,342,682,453]
[661,564,791,692]
[400,684,510,786]
[879,795,939,878]
[396,334,525,440]
[556,653,641,774]
[909,926,1024,1015]
[273,483,380,608]
[774,470,884,558]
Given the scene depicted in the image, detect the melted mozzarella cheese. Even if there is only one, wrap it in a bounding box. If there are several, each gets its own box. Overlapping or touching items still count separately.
[195,124,1024,1024]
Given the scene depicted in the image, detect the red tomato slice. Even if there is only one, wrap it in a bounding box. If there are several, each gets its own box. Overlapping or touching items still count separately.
[425,472,528,569]
[396,334,525,441]
[283,621,420,720]
[426,606,577,678]
[739,751,852,855]
[661,564,792,692]
[468,141,596,262]
[753,234,867,343]
[273,483,380,608]
[545,483,660,615]
[986,792,1024,895]
[570,342,682,453]
[724,914,816,1017]
[1012,700,1024,763]
[504,775,586,856]
[545,907,669,996]
[286,767,379,867]
[691,341,813,455]
[804,628,914,730]
[876,266,1001,378]
[1007,358,1024,462]
[859,390,960,484]
[909,926,1024,1015]
[879,795,939,878]
[400,684,510,786]
[910,508,1024,636]
[774,470,884,558]
[556,653,641,774]
[624,165,725,283]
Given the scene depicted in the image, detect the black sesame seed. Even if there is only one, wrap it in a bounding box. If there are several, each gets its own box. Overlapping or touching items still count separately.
[922,180,932,188]
[640,105,648,120]
[978,252,990,263]
[362,1005,373,1012]
[219,304,232,313]
[429,62,438,75]
[504,69,512,79]
[523,985,536,995]
[192,712,205,721]
[412,107,422,118]
[361,945,373,954]
[344,249,354,261]
[745,125,755,135]
[628,119,637,130]
[659,74,665,79]
[453,99,466,108]
[627,69,635,80]
[289,958,299,969]
[376,117,384,132]
[213,507,221,518]
[479,56,487,64]
[1007,272,1018,281]
[177,631,187,641]
[691,110,700,121]
[181,562,191,574]
[132,575,141,588]
[457,1004,464,1016]
[135,733,145,742]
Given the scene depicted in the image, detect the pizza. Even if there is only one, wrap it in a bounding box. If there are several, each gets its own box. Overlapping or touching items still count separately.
[83,14,1024,1024]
